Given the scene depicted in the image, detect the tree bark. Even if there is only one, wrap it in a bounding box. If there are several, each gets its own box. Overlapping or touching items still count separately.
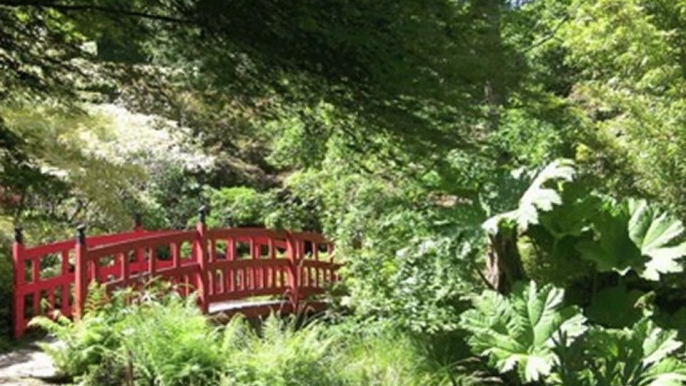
[485,226,526,294]
[474,0,507,132]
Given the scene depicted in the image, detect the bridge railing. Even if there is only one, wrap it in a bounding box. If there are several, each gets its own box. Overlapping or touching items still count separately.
[11,209,340,338]
[10,218,168,338]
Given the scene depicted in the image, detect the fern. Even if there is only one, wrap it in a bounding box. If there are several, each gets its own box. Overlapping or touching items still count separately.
[460,281,586,383]
[29,311,122,378]
[120,295,223,386]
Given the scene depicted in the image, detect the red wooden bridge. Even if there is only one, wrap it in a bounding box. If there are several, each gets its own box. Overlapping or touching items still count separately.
[11,207,340,338]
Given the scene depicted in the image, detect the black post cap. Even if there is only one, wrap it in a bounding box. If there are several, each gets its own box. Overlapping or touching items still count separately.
[198,205,207,224]
[76,224,87,245]
[14,226,23,244]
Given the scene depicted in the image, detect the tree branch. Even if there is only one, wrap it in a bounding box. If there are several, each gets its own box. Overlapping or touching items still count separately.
[0,1,193,25]
[522,1,587,53]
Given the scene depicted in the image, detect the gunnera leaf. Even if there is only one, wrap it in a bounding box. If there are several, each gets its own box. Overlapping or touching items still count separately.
[459,281,586,383]
[483,159,575,235]
[586,285,644,328]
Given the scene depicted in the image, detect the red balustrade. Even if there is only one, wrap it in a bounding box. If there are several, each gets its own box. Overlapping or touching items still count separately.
[10,210,340,338]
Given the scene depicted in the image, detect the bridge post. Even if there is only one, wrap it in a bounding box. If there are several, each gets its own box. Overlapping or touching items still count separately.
[195,206,209,313]
[286,232,300,311]
[74,224,88,320]
[12,226,25,338]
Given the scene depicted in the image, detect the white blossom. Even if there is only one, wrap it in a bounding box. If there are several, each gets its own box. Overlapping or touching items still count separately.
[80,104,215,173]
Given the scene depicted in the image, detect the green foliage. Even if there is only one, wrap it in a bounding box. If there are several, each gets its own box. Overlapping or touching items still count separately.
[585,285,644,328]
[10,2,686,385]
[33,285,482,386]
[0,103,146,230]
[207,187,267,228]
[577,198,686,280]
[221,317,340,386]
[281,155,487,332]
[574,199,643,274]
[484,159,576,234]
[488,159,686,296]
[628,199,686,280]
[554,318,686,386]
[461,282,686,386]
[121,295,224,386]
[460,281,586,383]
[30,284,222,386]
[29,285,125,378]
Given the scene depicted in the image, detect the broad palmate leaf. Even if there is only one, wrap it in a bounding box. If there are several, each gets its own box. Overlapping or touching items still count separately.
[576,199,686,280]
[575,200,643,274]
[460,282,586,383]
[628,199,686,280]
[569,319,686,386]
[484,159,575,234]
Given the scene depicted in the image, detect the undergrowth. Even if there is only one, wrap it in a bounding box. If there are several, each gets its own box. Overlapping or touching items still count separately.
[31,284,485,386]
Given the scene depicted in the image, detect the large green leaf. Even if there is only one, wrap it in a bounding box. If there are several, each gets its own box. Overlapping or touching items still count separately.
[628,199,686,280]
[484,159,576,234]
[460,281,586,383]
[575,201,643,274]
[586,285,644,328]
[556,318,686,386]
[576,199,686,280]
[538,183,600,240]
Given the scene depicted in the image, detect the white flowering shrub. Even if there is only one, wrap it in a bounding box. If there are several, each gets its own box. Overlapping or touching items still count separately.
[82,104,215,173]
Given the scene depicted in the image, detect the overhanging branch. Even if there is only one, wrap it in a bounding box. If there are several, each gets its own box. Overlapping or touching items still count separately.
[0,0,193,24]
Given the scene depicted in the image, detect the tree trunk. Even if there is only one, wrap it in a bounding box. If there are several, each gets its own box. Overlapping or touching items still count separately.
[485,226,526,294]
[474,0,507,132]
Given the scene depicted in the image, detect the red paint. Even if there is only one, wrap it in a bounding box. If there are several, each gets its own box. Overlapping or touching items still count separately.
[11,220,340,339]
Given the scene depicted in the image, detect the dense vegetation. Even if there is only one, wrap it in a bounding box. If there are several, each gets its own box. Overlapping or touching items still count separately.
[4,0,686,384]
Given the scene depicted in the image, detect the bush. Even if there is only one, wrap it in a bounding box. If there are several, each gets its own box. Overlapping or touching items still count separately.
[31,284,224,386]
[207,187,267,228]
[0,242,13,350]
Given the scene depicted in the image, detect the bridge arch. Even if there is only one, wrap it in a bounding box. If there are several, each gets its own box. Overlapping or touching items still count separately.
[10,207,340,338]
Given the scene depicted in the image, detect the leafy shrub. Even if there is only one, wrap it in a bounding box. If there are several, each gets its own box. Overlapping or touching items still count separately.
[554,318,686,386]
[33,283,486,386]
[367,236,479,333]
[31,284,223,386]
[206,186,317,230]
[460,281,587,383]
[576,198,686,280]
[0,240,13,349]
[338,327,451,386]
[206,187,267,228]
[460,280,686,386]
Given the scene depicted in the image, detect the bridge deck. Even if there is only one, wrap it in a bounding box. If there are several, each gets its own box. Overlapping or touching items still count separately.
[208,299,287,314]
[208,299,328,318]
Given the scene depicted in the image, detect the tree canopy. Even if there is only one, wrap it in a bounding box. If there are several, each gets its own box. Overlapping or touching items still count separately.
[6,2,686,384]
